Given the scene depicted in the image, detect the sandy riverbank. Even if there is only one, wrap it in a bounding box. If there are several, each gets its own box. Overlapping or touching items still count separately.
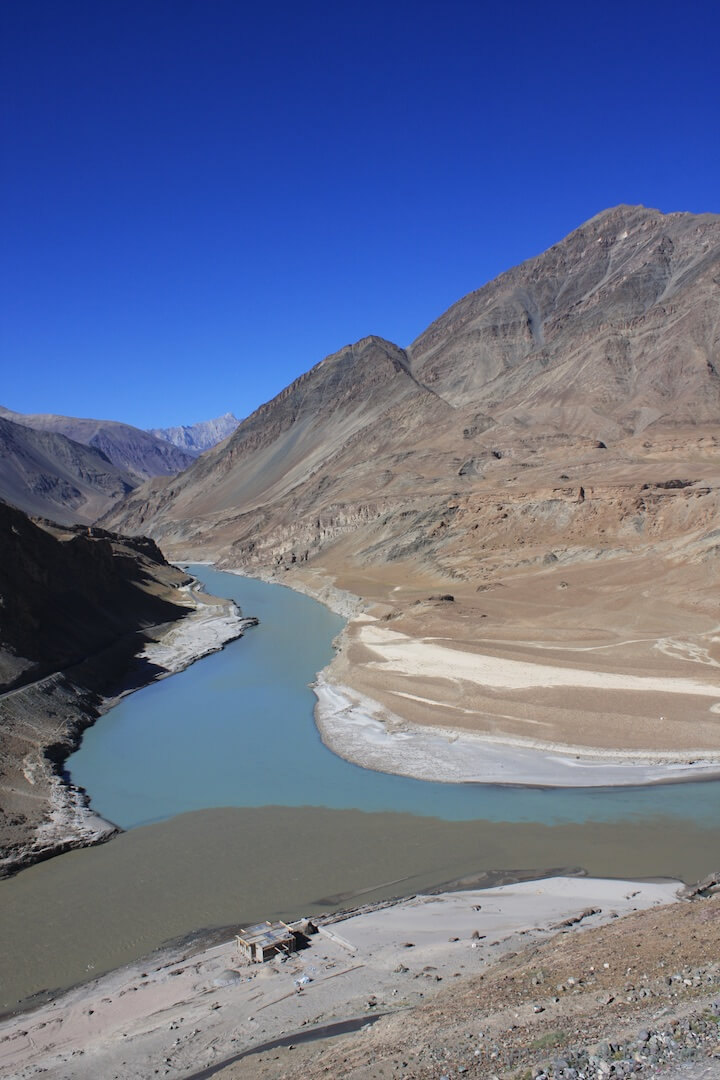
[312,593,720,786]
[0,875,683,1080]
[133,579,257,679]
[314,675,720,787]
[173,562,720,788]
[218,562,365,619]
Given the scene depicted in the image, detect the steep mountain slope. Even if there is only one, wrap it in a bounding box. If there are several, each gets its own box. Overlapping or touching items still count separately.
[0,501,189,694]
[102,334,454,552]
[0,406,196,481]
[147,411,240,455]
[0,414,134,524]
[408,204,720,436]
[103,205,720,571]
[102,205,720,763]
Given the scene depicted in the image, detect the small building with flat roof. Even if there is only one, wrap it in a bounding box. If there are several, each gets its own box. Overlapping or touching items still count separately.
[236,921,297,963]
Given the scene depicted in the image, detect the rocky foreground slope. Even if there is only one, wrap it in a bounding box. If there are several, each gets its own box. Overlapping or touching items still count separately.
[6,872,719,1080]
[0,501,244,876]
[102,205,720,763]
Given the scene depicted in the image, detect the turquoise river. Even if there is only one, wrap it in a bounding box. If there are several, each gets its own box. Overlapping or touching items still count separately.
[0,565,718,1011]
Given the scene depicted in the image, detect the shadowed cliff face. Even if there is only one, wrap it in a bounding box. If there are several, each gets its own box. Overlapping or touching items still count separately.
[100,206,720,584]
[0,501,196,874]
[0,501,191,694]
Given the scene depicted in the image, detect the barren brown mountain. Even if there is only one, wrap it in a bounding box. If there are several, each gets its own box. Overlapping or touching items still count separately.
[4,205,720,1080]
[103,204,720,765]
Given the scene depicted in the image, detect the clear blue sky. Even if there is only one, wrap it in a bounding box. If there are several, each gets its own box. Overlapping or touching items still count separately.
[2,0,718,429]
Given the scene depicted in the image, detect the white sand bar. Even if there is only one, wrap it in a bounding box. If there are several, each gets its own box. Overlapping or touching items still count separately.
[335,876,680,954]
[359,624,720,699]
[138,582,254,676]
[314,678,720,786]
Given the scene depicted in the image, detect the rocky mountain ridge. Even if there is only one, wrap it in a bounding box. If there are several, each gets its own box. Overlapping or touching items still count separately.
[100,205,720,764]
[408,204,720,431]
[0,414,135,524]
[147,411,240,455]
[0,404,196,482]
